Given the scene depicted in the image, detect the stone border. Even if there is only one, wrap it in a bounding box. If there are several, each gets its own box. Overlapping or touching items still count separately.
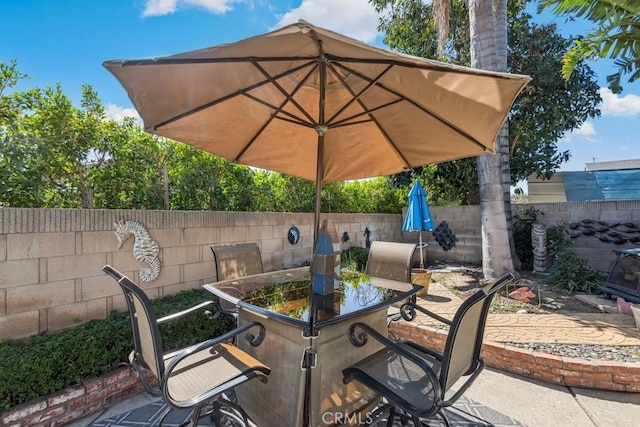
[1,366,142,427]
[390,322,640,392]
[3,322,640,426]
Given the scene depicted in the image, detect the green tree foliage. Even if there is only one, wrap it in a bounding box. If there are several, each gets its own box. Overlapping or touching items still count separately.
[91,119,165,209]
[163,141,255,211]
[0,60,409,214]
[373,0,601,200]
[540,0,640,93]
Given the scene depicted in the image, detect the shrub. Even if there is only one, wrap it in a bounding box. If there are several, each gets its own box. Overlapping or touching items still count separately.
[341,246,369,272]
[546,223,604,294]
[0,289,233,412]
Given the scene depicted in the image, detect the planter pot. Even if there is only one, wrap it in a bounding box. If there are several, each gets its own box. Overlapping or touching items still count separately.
[411,268,431,297]
[631,304,640,330]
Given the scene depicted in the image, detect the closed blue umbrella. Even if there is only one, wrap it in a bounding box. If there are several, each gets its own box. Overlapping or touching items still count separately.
[402,181,434,268]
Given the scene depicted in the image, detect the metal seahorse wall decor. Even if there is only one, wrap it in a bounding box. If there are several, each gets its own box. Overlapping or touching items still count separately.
[114,220,161,282]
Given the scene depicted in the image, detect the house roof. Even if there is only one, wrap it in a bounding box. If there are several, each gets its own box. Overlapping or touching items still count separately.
[585,159,640,171]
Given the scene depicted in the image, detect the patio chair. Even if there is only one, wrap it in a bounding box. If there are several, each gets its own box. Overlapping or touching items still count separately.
[342,272,514,426]
[211,243,264,317]
[103,265,271,427]
[365,241,417,289]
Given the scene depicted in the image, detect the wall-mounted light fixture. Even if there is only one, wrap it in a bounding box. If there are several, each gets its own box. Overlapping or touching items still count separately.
[342,231,350,242]
[287,226,300,245]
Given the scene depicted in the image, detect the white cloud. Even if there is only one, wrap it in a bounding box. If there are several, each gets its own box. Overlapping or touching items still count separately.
[105,104,141,122]
[561,120,597,142]
[142,0,238,17]
[572,121,596,137]
[600,87,640,117]
[273,0,380,43]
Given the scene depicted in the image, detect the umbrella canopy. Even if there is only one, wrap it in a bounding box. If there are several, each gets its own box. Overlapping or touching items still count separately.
[103,20,530,236]
[402,181,434,233]
[402,181,434,268]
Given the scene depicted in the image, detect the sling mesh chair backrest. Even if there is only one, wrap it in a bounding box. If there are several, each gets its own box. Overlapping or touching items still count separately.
[365,241,417,287]
[211,243,264,281]
[343,273,514,425]
[103,265,271,426]
[211,243,264,315]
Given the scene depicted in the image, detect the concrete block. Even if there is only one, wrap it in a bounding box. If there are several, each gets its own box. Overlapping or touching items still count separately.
[163,280,201,296]
[111,250,151,272]
[82,231,119,254]
[145,264,180,288]
[0,259,40,288]
[6,280,75,314]
[183,227,220,246]
[0,234,6,261]
[219,226,248,243]
[600,210,632,221]
[0,310,40,340]
[81,275,121,301]
[0,290,5,315]
[111,293,127,313]
[248,225,274,241]
[262,238,284,255]
[154,228,182,248]
[47,299,106,333]
[160,245,200,267]
[184,262,215,283]
[47,253,106,282]
[270,251,285,270]
[7,233,76,260]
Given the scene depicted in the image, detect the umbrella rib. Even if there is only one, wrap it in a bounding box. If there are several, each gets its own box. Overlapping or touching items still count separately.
[330,99,404,127]
[324,63,394,125]
[241,92,313,127]
[251,59,318,126]
[150,60,317,131]
[323,62,412,169]
[234,65,320,161]
[331,61,492,152]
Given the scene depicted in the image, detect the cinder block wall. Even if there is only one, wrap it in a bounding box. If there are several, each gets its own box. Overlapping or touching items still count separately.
[2,200,640,341]
[523,201,640,272]
[404,200,640,273]
[0,208,403,340]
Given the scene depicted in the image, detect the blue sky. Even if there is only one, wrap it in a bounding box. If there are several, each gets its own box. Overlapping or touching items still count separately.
[3,0,639,177]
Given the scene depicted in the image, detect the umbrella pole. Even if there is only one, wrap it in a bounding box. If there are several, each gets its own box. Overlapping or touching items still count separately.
[419,231,424,269]
[313,138,323,248]
[313,51,327,248]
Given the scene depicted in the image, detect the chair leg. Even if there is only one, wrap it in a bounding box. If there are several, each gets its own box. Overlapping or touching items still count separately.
[386,406,397,427]
[217,397,250,426]
[188,404,204,427]
[439,410,451,427]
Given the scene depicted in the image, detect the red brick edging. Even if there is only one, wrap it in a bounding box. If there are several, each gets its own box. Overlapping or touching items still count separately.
[1,366,143,427]
[4,323,640,426]
[390,321,640,392]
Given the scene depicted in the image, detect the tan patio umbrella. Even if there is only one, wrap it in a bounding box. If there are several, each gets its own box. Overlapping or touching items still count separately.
[103,20,530,237]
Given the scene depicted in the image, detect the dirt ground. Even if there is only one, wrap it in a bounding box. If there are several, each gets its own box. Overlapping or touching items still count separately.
[428,263,604,314]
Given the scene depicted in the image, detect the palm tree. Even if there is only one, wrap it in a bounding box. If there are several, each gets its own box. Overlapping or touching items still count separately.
[540,0,640,93]
[469,0,516,278]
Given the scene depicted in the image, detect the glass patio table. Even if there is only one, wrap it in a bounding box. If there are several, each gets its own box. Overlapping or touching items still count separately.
[203,267,422,427]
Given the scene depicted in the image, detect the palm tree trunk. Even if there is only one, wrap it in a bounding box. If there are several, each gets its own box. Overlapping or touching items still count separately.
[495,0,521,270]
[470,0,515,279]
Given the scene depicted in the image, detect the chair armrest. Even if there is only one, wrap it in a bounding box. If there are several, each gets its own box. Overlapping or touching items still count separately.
[163,321,267,378]
[404,302,453,326]
[157,300,216,324]
[346,322,442,395]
